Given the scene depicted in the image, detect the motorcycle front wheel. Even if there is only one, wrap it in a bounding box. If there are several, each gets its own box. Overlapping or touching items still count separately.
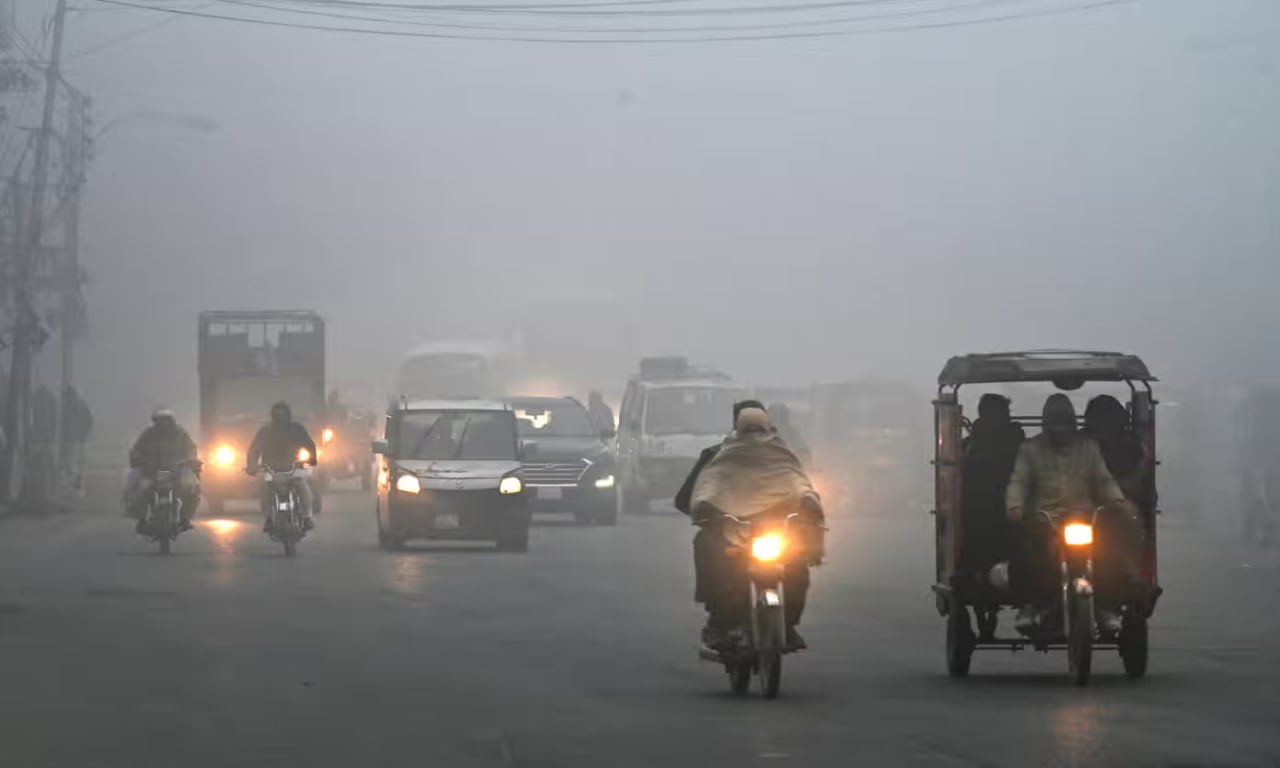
[728,662,751,695]
[1068,595,1094,686]
[756,603,785,699]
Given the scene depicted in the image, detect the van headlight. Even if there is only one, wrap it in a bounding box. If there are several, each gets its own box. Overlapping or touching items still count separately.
[395,474,422,494]
[594,475,616,490]
[499,476,524,495]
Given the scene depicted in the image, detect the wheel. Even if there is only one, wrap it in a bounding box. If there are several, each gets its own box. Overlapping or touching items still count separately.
[1068,596,1094,686]
[945,598,975,677]
[283,539,297,557]
[617,486,648,517]
[498,529,530,553]
[728,662,752,695]
[159,537,171,555]
[595,502,619,527]
[1119,613,1149,679]
[757,604,785,699]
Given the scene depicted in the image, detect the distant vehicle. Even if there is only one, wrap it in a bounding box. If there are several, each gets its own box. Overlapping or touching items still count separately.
[320,404,376,491]
[931,350,1162,685]
[511,396,618,526]
[372,399,531,552]
[615,357,746,516]
[198,310,325,513]
[393,341,512,401]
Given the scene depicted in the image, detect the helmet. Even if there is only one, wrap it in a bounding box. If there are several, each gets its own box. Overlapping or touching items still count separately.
[151,408,177,428]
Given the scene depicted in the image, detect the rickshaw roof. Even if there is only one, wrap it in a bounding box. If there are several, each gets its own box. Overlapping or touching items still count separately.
[938,350,1156,387]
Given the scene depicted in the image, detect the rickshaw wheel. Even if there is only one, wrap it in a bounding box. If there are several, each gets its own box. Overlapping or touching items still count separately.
[1119,614,1149,679]
[945,598,975,677]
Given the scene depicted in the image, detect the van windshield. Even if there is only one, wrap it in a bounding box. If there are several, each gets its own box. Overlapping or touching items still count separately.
[397,410,516,461]
[644,387,740,436]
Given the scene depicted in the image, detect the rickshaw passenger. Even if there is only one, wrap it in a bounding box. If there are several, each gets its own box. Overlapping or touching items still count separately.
[1084,394,1150,505]
[959,394,1025,575]
[1006,394,1143,628]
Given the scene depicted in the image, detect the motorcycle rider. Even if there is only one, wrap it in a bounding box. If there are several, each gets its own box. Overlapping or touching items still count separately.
[123,408,200,532]
[245,401,319,533]
[676,401,823,651]
[1006,394,1143,632]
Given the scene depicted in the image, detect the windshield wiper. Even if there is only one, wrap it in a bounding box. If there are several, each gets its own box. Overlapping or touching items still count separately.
[408,417,445,458]
[450,417,474,460]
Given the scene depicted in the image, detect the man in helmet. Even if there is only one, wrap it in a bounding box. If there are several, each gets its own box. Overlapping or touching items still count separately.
[123,409,200,531]
[1006,394,1141,631]
[245,402,319,532]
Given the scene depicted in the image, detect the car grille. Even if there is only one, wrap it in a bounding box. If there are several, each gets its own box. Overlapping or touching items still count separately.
[521,461,588,486]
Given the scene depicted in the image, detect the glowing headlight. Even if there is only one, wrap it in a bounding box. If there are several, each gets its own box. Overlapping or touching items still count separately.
[1064,523,1094,547]
[594,475,616,490]
[322,428,335,445]
[395,473,422,494]
[751,533,786,562]
[211,445,237,467]
[297,448,312,463]
[499,476,524,495]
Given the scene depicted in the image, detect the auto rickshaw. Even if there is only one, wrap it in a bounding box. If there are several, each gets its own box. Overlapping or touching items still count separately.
[930,350,1162,685]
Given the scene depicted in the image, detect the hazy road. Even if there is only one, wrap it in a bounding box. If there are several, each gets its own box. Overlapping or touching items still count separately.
[1,485,1277,767]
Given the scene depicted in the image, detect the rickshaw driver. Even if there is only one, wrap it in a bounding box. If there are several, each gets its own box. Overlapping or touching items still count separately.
[1005,394,1143,632]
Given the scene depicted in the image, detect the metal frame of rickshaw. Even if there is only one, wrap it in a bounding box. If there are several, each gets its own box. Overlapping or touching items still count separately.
[929,350,1163,656]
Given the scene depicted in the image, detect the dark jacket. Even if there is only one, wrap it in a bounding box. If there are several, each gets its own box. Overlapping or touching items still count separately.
[129,424,198,470]
[675,444,722,517]
[246,421,318,470]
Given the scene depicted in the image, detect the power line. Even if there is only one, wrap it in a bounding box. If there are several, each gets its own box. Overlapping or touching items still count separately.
[91,0,1136,43]
[238,0,963,16]
[214,0,1053,35]
[69,2,216,60]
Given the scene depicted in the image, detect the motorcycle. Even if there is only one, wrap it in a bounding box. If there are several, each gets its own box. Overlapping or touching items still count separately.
[255,455,312,557]
[139,460,199,555]
[697,511,820,699]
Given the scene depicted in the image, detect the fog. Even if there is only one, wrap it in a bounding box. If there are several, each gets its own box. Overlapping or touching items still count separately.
[9,0,1278,440]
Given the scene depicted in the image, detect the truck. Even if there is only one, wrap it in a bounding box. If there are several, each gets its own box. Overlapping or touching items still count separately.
[197,311,326,513]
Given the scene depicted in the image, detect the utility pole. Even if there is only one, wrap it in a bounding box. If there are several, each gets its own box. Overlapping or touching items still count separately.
[57,88,87,470]
[3,0,67,504]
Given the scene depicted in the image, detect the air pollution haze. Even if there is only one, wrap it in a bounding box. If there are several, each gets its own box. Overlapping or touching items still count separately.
[15,0,1277,436]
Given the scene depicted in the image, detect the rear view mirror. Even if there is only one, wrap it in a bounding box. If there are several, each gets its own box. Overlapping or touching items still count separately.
[371,439,389,455]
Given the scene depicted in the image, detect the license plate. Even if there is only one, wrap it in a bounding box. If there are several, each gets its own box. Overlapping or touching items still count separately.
[537,487,563,501]
[434,513,460,530]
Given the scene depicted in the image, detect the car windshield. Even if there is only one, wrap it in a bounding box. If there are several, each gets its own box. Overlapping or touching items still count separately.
[513,401,597,437]
[396,410,516,461]
[644,386,740,436]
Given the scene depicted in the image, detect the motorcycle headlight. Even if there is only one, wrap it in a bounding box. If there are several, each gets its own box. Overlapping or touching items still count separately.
[395,473,422,494]
[499,476,524,495]
[751,533,786,562]
[1064,523,1093,547]
[211,445,237,467]
[594,474,615,490]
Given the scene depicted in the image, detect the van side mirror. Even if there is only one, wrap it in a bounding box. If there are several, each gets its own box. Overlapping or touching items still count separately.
[371,439,389,455]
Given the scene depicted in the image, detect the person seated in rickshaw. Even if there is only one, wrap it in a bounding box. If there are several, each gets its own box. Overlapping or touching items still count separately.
[1084,394,1152,506]
[1005,394,1144,633]
[959,394,1025,578]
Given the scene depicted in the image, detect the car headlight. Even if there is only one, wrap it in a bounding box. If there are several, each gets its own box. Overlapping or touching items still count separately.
[211,444,237,467]
[499,476,524,495]
[1064,523,1093,547]
[594,474,615,490]
[751,533,786,562]
[297,447,312,463]
[395,473,422,494]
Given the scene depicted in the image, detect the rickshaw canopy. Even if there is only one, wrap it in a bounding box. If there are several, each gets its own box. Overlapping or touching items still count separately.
[937,350,1156,389]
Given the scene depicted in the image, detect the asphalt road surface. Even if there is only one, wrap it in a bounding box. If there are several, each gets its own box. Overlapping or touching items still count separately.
[1,484,1277,768]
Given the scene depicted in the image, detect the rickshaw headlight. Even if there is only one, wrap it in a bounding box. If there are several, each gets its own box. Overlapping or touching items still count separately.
[1064,523,1094,547]
[751,533,786,562]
